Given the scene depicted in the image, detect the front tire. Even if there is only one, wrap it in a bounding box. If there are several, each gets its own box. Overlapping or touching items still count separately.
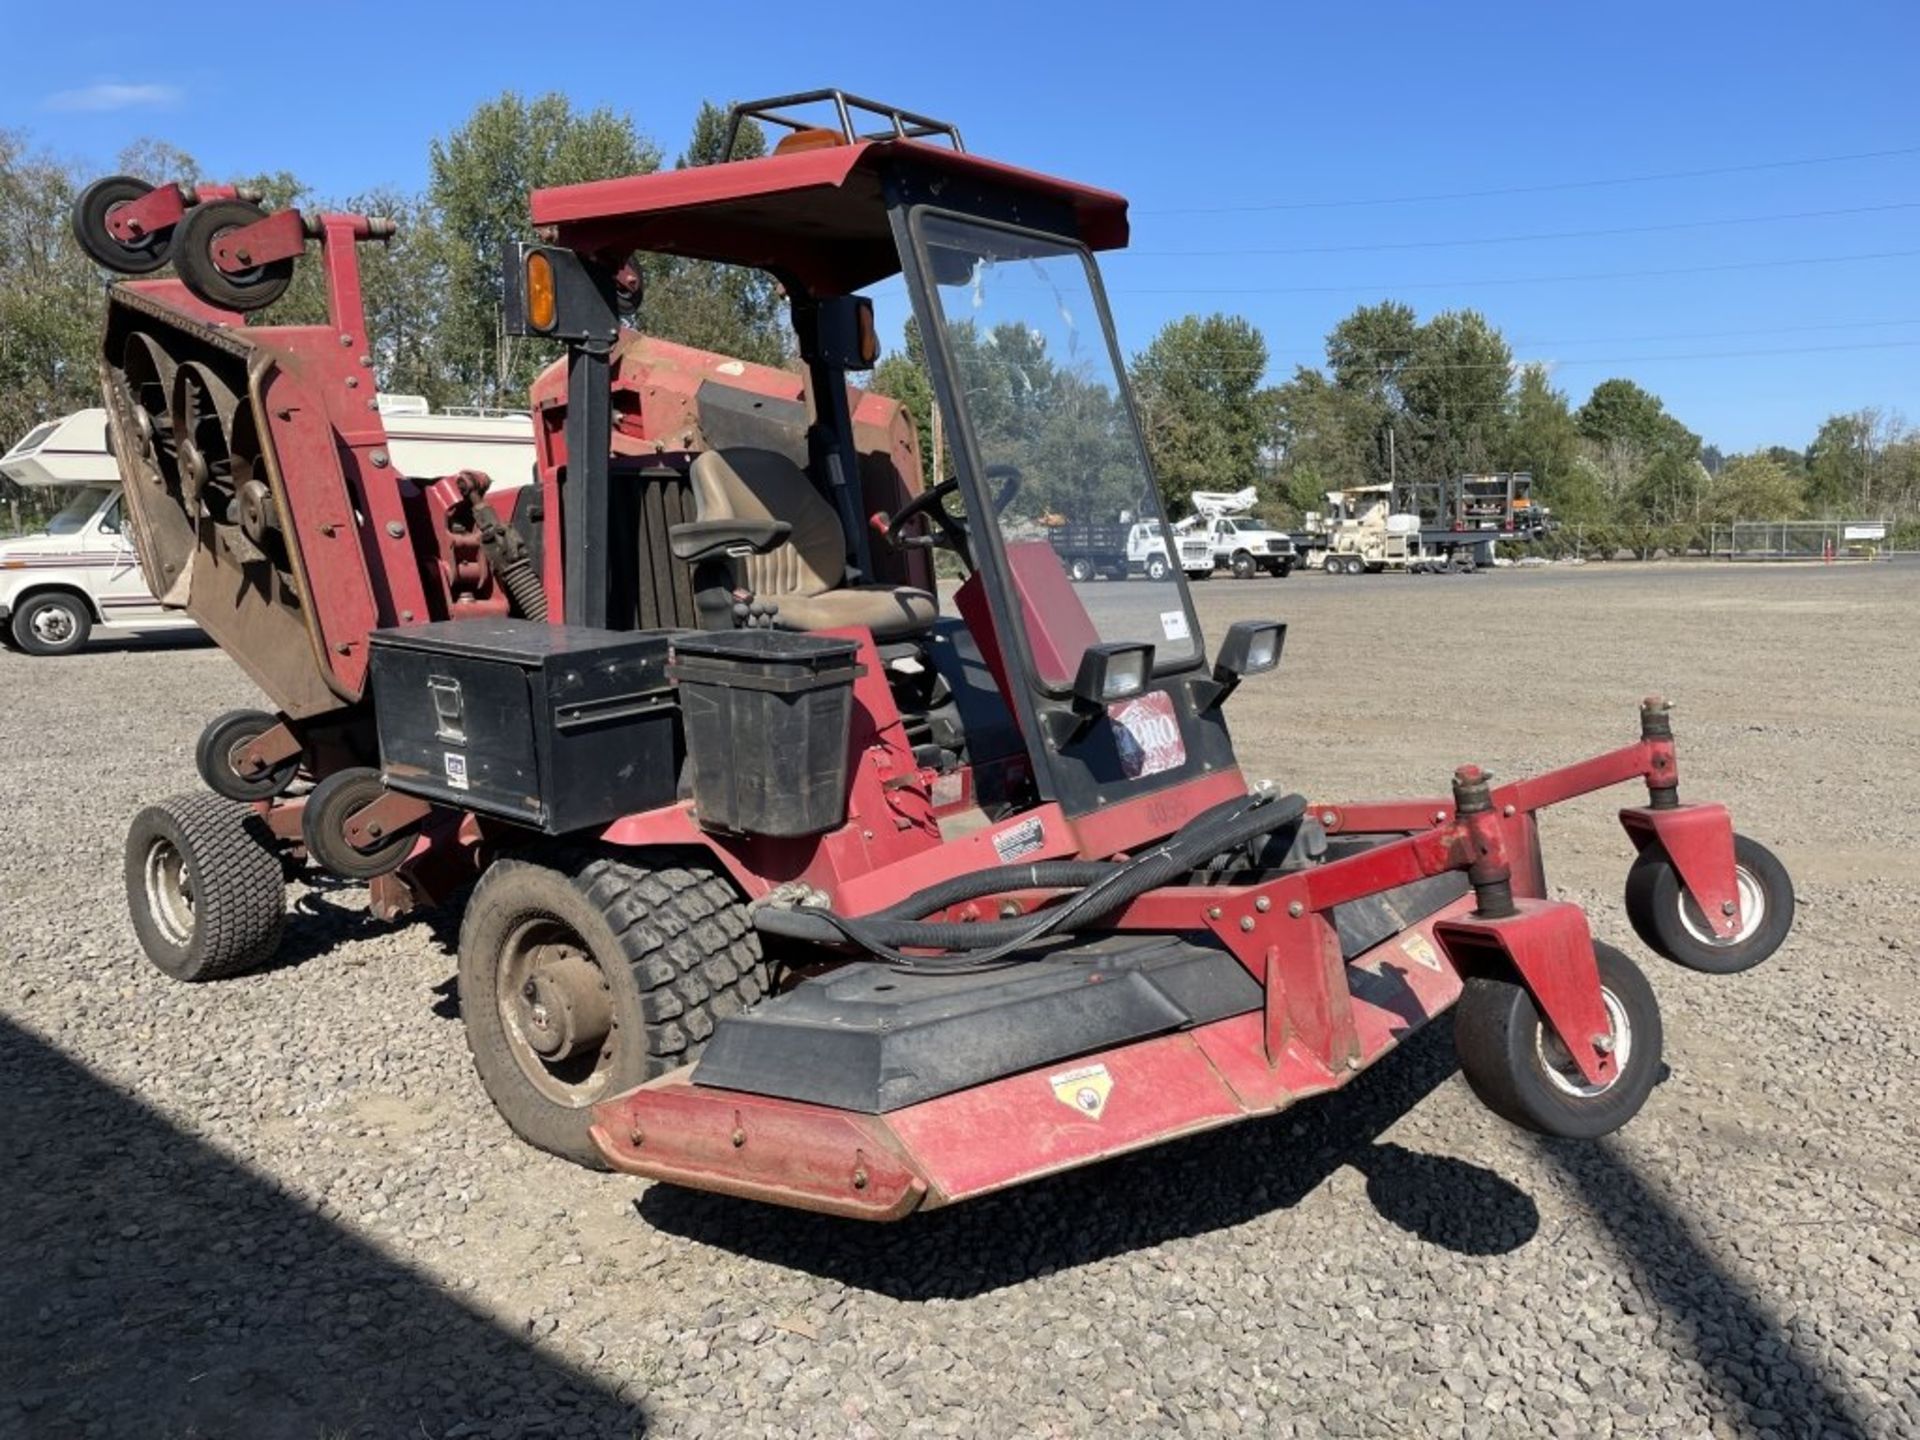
[1624,834,1793,975]
[1144,556,1169,582]
[125,793,285,982]
[1230,550,1256,580]
[11,593,92,655]
[456,852,769,1168]
[1454,941,1662,1140]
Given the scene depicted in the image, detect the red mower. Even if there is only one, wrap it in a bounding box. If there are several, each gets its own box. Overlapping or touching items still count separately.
[91,92,1793,1220]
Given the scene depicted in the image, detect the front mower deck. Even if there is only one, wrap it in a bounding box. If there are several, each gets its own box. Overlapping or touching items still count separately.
[591,892,1479,1219]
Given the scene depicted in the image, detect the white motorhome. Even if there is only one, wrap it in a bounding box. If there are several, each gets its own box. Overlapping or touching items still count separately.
[0,399,535,655]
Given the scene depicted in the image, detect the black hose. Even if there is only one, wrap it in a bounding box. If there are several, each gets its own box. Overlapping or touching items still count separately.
[877,860,1119,920]
[755,790,1307,972]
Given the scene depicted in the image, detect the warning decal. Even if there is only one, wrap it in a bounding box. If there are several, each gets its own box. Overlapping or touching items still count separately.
[443,752,470,791]
[992,815,1045,863]
[1049,1063,1113,1121]
[1400,932,1443,972]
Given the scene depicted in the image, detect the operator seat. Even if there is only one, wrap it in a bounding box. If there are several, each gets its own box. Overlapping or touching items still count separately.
[688,447,937,640]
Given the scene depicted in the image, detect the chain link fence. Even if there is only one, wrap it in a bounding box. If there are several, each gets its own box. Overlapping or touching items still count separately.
[1707,520,1893,561]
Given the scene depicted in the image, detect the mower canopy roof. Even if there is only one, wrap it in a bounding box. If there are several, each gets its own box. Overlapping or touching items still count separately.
[528,139,1130,296]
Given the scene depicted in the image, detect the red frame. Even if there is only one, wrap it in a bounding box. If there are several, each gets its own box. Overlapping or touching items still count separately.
[587,701,1744,1217]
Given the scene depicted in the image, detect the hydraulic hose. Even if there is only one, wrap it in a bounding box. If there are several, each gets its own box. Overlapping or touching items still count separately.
[876,860,1120,920]
[755,790,1306,972]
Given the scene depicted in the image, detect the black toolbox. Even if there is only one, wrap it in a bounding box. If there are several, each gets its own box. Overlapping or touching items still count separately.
[369,618,680,834]
[668,630,861,837]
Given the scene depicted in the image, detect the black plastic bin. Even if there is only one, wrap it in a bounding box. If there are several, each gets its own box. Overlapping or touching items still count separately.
[668,630,862,837]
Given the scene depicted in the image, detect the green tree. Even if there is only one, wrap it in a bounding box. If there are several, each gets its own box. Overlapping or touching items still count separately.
[0,130,102,526]
[1129,313,1270,511]
[1705,452,1805,522]
[1399,309,1513,479]
[1576,377,1699,458]
[640,102,791,368]
[870,317,935,486]
[428,92,660,404]
[1267,366,1381,513]
[1502,364,1581,505]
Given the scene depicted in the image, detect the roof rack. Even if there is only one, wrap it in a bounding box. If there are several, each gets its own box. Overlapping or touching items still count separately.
[721,90,965,164]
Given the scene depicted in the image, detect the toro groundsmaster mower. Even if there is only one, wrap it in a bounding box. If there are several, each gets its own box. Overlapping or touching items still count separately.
[90,91,1794,1220]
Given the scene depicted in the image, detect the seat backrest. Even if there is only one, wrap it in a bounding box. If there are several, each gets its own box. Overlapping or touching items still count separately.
[689,448,844,599]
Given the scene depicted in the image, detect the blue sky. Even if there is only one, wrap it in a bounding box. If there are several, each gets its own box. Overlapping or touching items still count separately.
[8,0,1913,452]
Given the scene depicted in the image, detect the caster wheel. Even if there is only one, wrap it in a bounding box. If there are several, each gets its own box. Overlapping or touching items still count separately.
[457,853,769,1167]
[302,767,413,880]
[172,199,296,312]
[1454,942,1663,1140]
[125,793,285,981]
[1624,833,1793,975]
[72,175,174,275]
[196,708,300,801]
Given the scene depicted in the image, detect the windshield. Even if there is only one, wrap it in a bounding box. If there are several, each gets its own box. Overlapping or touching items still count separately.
[913,212,1200,683]
[45,486,113,536]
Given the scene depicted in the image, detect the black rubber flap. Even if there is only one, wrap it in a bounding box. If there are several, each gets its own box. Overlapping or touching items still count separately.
[691,934,1262,1113]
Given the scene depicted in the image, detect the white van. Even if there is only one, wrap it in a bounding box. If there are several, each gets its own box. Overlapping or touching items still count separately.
[0,400,535,656]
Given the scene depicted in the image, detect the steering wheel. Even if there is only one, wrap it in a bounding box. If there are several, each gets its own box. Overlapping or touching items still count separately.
[879,464,1024,564]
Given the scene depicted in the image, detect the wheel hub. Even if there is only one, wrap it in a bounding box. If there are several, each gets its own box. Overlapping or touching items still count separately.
[1679,866,1765,946]
[1537,987,1631,1098]
[514,949,613,1063]
[30,607,75,645]
[143,837,195,947]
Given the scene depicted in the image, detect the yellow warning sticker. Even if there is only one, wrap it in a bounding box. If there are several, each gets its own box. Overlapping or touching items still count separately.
[1400,932,1443,972]
[1049,1063,1113,1121]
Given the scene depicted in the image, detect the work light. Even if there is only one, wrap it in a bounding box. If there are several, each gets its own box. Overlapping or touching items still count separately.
[1074,643,1154,706]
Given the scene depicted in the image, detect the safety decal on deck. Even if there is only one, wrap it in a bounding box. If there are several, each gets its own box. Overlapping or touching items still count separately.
[1110,691,1187,779]
[443,752,469,791]
[1050,1063,1113,1121]
[1399,932,1443,972]
[992,816,1045,863]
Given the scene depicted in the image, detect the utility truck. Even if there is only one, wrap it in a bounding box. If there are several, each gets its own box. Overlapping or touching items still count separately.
[1174,488,1296,578]
[1047,515,1213,581]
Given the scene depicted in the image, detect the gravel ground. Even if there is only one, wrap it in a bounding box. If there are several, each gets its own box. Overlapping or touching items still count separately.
[2,560,1916,1439]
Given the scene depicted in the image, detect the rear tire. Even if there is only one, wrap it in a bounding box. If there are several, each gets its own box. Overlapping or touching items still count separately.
[196,708,300,801]
[125,793,285,982]
[1454,941,1661,1140]
[1069,557,1094,583]
[457,852,770,1168]
[1624,834,1793,975]
[11,593,92,655]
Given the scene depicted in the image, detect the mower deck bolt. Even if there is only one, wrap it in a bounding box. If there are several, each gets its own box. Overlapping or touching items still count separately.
[731,1128,746,1148]
[1721,900,1737,915]
[1593,1034,1615,1054]
[1287,901,1304,918]
[371,450,390,469]
[1320,810,1337,827]
[385,521,404,538]
[1255,896,1271,913]
[852,1168,869,1191]
[1206,906,1222,920]
[1239,916,1255,932]
[1503,804,1516,817]
[628,1127,644,1148]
